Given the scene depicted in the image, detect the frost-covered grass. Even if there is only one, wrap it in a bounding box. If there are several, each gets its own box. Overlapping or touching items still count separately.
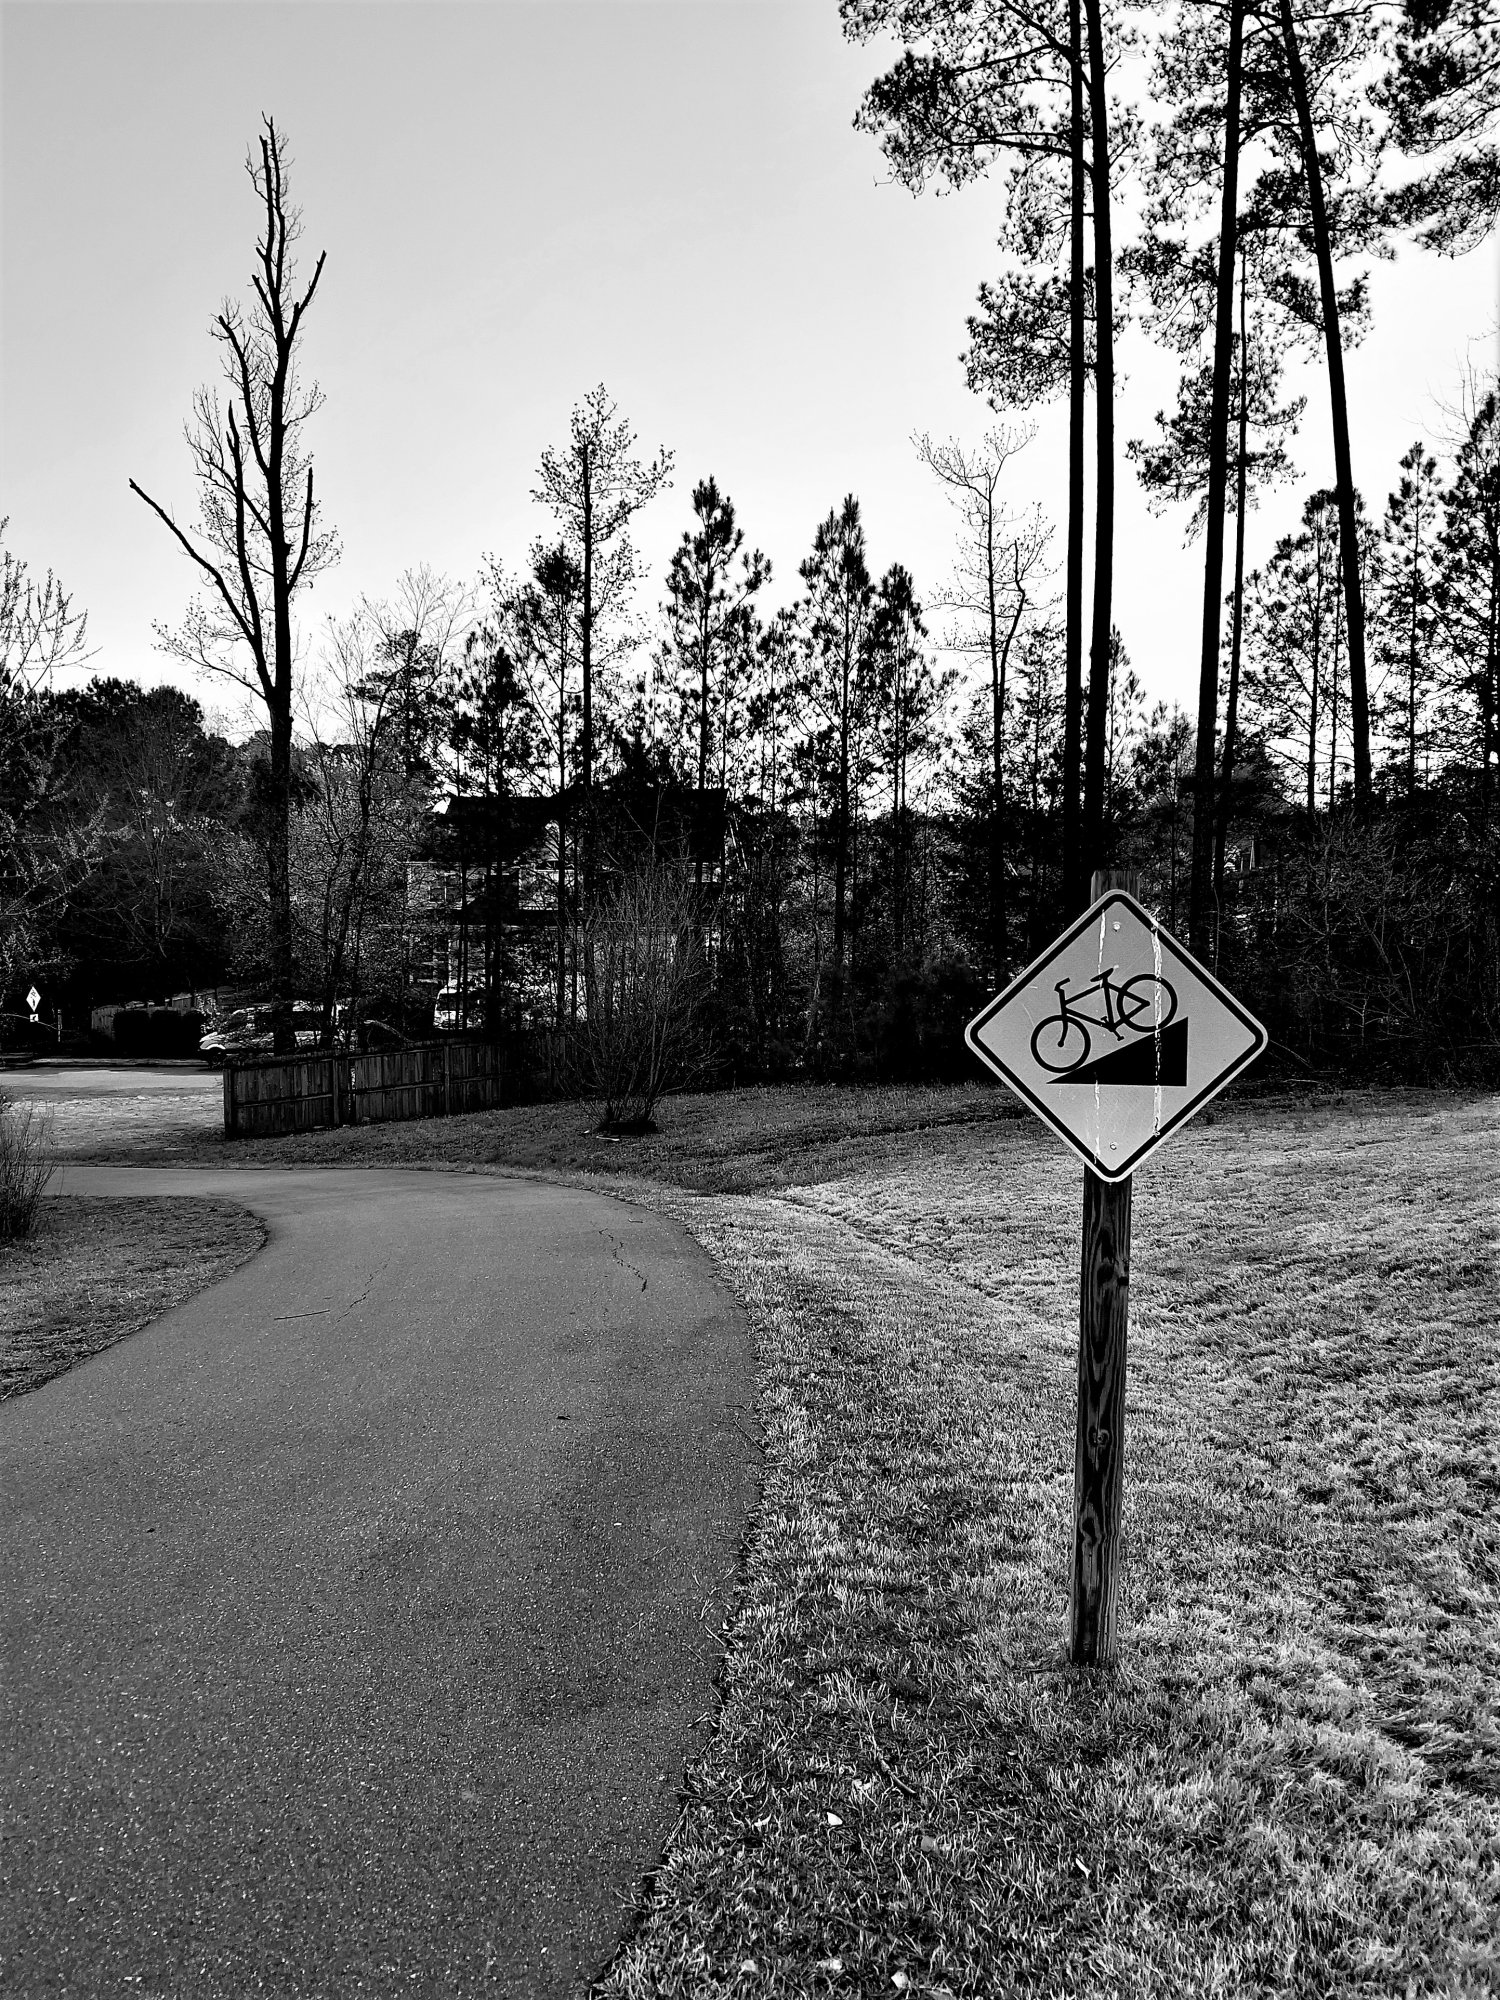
[598,1092,1500,1998]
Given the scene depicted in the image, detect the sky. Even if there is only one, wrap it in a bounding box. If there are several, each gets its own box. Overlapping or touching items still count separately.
[2,0,1496,737]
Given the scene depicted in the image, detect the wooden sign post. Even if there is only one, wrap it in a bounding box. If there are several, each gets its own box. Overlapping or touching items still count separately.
[1071,861,1137,1665]
[1072,1162,1130,1664]
[964,864,1267,1667]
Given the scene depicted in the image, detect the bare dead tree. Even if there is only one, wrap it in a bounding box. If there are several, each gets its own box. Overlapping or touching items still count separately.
[916,427,1053,980]
[130,116,337,1046]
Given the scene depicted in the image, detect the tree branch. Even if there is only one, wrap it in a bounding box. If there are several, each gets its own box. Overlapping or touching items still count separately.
[129,478,259,656]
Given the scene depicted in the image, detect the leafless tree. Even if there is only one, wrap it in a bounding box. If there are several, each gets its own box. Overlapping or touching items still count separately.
[130,116,337,1047]
[0,520,92,698]
[0,521,97,1003]
[917,427,1052,978]
[575,857,706,1131]
[293,611,412,1043]
[358,566,471,784]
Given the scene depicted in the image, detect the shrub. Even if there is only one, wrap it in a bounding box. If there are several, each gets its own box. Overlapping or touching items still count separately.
[0,1091,54,1240]
[111,1007,205,1058]
[574,859,707,1131]
[110,1007,152,1056]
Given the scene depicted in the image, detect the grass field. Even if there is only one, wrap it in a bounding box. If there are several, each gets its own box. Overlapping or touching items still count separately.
[25,1072,1500,1992]
[62,1073,1023,1186]
[0,1195,266,1399]
[587,1089,1500,1998]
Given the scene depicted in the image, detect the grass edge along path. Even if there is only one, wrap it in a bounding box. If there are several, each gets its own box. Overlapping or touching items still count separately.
[0,1195,268,1401]
[594,1099,1499,1999]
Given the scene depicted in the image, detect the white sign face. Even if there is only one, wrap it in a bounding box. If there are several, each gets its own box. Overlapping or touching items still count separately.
[965,889,1268,1182]
[25,986,40,1013]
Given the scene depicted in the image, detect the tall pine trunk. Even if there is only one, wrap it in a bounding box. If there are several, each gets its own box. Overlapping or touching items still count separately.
[697,588,712,899]
[1487,560,1499,828]
[1189,0,1244,958]
[1214,252,1252,918]
[1081,0,1115,883]
[830,607,852,1026]
[1278,0,1371,809]
[557,621,569,1031]
[1063,0,1086,915]
[1307,534,1322,818]
[580,446,596,909]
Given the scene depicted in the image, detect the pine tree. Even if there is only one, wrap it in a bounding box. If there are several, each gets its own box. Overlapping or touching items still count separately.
[1380,0,1500,252]
[660,478,769,894]
[799,497,874,1038]
[865,564,952,968]
[1433,385,1500,813]
[533,386,672,911]
[1377,440,1444,798]
[842,0,1129,906]
[1242,488,1349,816]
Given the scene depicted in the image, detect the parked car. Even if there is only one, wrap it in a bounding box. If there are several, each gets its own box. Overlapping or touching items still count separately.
[200,1002,327,1065]
[433,983,486,1032]
[199,1008,257,1065]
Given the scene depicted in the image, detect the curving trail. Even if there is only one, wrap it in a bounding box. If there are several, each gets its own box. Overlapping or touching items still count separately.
[1,1166,758,1998]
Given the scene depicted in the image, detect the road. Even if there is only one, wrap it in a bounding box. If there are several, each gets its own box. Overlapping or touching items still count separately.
[1,1166,758,1998]
[0,1061,221,1157]
[0,1062,217,1095]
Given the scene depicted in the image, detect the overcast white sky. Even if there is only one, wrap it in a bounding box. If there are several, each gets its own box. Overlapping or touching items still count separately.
[2,0,1496,734]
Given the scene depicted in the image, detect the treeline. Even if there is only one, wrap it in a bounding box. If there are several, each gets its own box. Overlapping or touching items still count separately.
[2,0,1497,1086]
[2,371,1495,1082]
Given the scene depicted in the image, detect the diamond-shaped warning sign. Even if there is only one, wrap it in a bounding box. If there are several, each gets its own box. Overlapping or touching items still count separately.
[965,889,1268,1181]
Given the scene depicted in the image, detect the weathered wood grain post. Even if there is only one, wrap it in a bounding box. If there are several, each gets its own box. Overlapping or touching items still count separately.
[1070,866,1137,1667]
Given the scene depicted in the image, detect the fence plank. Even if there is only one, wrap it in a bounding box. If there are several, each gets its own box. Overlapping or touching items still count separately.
[220,1033,560,1139]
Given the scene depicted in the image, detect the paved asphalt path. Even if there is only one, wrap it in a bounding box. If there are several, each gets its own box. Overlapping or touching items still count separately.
[2,1167,759,1998]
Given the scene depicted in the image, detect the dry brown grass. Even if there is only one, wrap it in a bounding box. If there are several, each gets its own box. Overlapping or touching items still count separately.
[18,1070,1498,1990]
[595,1091,1500,1998]
[0,1196,266,1400]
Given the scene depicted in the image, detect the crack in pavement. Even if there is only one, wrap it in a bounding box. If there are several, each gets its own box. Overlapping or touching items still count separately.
[600,1227,649,1293]
[271,1249,392,1326]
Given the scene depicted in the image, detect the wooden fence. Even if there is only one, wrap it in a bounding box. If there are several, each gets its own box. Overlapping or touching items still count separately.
[222,1035,565,1139]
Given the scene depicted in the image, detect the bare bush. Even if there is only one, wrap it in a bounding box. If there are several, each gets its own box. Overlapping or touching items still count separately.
[574,859,706,1131]
[0,1090,54,1239]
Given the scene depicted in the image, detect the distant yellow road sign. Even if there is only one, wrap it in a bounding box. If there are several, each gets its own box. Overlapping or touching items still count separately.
[965,887,1267,1181]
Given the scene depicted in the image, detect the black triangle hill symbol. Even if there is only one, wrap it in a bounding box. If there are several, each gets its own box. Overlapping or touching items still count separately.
[1064,1016,1189,1087]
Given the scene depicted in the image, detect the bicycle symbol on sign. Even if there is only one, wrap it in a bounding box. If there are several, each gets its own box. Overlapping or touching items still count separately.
[1029,965,1179,1076]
